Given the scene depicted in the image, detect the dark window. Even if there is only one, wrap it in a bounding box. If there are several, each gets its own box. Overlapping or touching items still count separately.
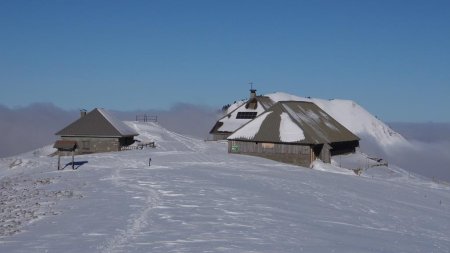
[236,112,257,119]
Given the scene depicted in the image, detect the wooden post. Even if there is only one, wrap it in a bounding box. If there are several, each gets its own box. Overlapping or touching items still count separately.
[72,151,75,169]
[57,152,61,170]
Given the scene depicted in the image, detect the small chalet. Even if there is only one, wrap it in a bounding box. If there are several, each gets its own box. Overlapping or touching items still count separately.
[55,108,138,154]
[209,89,275,140]
[227,101,360,167]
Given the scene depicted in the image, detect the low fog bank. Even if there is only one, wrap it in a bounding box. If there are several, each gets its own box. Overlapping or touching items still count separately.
[0,103,78,158]
[389,122,450,143]
[360,122,450,182]
[0,103,220,158]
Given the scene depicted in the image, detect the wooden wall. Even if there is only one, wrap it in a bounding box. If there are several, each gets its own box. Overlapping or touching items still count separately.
[228,140,313,167]
[61,137,120,154]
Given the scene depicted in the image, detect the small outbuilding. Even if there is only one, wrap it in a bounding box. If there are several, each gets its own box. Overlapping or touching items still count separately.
[55,108,138,154]
[227,101,360,167]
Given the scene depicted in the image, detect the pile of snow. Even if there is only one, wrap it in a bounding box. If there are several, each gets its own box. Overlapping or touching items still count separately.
[311,159,356,176]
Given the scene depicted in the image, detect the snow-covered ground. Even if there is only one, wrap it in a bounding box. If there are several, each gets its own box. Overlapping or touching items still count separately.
[1,122,449,252]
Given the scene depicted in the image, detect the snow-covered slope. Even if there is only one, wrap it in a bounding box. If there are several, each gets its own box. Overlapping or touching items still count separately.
[1,93,443,252]
[266,92,408,147]
[1,122,449,252]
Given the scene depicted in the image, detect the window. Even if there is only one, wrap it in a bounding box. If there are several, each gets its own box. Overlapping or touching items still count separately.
[236,112,257,119]
[82,141,90,150]
[262,143,274,149]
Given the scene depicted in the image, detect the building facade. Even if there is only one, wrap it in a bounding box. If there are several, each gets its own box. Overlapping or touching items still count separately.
[55,108,138,155]
[227,101,360,167]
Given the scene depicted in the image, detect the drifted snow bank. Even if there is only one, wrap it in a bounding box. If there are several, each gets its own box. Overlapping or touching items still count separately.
[311,159,356,176]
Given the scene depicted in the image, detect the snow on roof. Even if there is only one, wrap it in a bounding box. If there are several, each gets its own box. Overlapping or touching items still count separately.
[279,112,305,142]
[266,92,310,103]
[228,111,272,140]
[97,108,139,136]
[226,100,245,114]
[216,100,269,133]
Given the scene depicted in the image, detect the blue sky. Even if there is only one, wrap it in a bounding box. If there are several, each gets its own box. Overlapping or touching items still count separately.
[0,0,449,122]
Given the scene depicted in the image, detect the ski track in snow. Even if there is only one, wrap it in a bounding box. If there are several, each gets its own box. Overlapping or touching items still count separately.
[1,122,450,252]
[97,167,161,253]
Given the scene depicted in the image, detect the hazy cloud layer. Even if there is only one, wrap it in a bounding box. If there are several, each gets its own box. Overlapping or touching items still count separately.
[389,122,450,143]
[0,103,78,158]
[1,103,449,182]
[359,125,450,182]
[388,123,450,182]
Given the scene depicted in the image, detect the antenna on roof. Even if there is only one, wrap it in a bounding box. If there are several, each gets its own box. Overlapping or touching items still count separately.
[248,81,254,91]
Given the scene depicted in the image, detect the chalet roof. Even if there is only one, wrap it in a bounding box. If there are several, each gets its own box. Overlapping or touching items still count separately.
[228,101,359,144]
[250,96,276,110]
[55,108,138,137]
[210,96,276,134]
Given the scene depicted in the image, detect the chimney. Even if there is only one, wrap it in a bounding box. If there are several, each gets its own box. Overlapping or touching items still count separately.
[80,109,87,118]
[250,89,257,99]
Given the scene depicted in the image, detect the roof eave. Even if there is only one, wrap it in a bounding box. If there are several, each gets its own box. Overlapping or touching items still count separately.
[57,134,138,138]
